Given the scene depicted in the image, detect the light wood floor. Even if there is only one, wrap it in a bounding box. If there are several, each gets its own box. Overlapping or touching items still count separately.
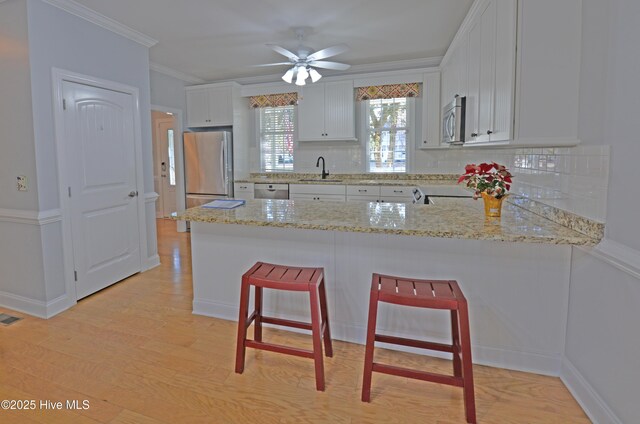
[0,219,590,423]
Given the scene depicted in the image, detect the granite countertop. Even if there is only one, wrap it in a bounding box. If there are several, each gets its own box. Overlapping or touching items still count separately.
[236,173,460,187]
[175,198,600,246]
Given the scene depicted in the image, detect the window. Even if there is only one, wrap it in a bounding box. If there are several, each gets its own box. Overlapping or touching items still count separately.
[259,105,296,172]
[167,129,176,186]
[366,98,410,173]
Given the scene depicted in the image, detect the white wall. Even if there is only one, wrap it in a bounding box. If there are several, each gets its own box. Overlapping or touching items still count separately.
[562,1,640,423]
[0,0,158,317]
[0,0,38,211]
[150,69,188,127]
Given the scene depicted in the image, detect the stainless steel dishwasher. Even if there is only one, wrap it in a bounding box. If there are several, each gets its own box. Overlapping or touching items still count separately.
[254,183,289,199]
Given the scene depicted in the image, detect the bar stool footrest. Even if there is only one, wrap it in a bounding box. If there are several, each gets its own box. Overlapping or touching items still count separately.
[372,363,464,387]
[245,340,315,359]
[261,316,313,331]
[375,334,456,354]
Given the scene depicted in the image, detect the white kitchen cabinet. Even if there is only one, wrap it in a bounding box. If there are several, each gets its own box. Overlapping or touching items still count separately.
[298,81,356,141]
[290,184,346,202]
[463,0,516,144]
[234,182,254,200]
[186,85,233,127]
[441,0,578,147]
[346,185,381,202]
[291,193,346,202]
[379,186,417,203]
[420,72,442,148]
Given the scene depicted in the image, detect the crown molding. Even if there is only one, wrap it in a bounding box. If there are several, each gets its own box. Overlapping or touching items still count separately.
[149,62,206,84]
[214,56,443,85]
[40,0,158,47]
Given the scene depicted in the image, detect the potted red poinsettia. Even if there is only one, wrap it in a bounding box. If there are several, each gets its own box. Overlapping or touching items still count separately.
[458,162,513,217]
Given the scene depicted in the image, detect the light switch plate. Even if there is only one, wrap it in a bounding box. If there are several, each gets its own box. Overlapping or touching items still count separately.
[17,175,28,191]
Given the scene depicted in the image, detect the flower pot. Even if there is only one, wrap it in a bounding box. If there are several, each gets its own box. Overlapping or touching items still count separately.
[481,192,507,218]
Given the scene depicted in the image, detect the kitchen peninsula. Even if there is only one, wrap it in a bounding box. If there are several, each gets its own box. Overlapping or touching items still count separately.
[178,197,600,376]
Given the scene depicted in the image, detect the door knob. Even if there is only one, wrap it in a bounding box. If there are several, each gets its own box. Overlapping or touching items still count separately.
[471,133,478,137]
[487,130,493,135]
[128,191,138,198]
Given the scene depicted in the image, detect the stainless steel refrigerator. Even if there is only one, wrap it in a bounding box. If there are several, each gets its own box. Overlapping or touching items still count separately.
[184,130,233,208]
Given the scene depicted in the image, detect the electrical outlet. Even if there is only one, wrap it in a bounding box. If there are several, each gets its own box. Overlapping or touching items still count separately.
[17,176,28,192]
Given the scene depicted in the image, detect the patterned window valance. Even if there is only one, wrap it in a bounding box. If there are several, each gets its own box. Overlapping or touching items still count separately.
[249,92,298,108]
[355,83,421,101]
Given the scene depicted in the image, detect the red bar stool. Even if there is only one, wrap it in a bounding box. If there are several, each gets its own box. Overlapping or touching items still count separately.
[235,262,333,391]
[362,273,476,424]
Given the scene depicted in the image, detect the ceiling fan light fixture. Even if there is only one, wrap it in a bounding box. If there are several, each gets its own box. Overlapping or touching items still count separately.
[309,68,322,83]
[295,66,309,86]
[282,67,296,84]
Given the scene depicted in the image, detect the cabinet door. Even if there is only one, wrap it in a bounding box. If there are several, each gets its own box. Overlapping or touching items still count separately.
[298,84,326,140]
[421,72,441,148]
[465,18,482,143]
[324,81,355,140]
[491,0,517,142]
[478,0,497,143]
[207,87,233,126]
[234,183,254,200]
[186,89,210,127]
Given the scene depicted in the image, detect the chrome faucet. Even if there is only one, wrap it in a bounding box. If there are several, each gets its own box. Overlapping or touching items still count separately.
[316,156,329,179]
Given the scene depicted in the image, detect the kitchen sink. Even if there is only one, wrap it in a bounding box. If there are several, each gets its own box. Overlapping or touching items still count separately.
[298,179,343,183]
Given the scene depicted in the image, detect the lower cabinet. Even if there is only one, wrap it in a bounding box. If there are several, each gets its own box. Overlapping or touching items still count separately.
[379,186,416,203]
[290,184,347,202]
[234,183,254,200]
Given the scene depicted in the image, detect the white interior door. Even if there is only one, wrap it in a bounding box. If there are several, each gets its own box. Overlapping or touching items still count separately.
[63,80,141,300]
[157,118,177,216]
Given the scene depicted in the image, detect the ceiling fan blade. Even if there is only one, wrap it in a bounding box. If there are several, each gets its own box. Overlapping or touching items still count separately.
[309,61,351,71]
[251,62,294,68]
[267,44,299,61]
[307,44,349,61]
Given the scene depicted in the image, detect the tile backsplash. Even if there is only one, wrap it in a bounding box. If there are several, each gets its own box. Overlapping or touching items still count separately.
[413,145,609,222]
[249,144,610,222]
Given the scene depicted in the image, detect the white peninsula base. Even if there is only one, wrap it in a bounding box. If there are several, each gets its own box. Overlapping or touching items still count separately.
[191,222,571,376]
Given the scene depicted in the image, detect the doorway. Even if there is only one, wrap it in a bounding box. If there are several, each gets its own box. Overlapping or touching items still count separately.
[152,110,178,218]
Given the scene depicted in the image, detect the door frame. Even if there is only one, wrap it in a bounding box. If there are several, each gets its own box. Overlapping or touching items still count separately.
[151,104,186,232]
[51,68,149,302]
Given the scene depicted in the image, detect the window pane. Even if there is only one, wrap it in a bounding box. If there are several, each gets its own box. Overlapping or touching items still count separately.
[167,129,176,186]
[368,98,408,173]
[260,106,295,172]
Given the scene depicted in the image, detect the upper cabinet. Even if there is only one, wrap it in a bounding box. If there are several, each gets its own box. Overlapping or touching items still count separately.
[298,80,356,141]
[186,84,234,127]
[420,72,442,148]
[441,0,581,147]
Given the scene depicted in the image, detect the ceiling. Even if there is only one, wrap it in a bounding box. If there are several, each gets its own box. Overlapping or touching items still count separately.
[70,0,473,83]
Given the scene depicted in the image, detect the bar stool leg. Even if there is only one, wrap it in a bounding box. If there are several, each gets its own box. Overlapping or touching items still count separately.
[309,286,326,391]
[318,278,333,357]
[362,279,380,402]
[451,309,462,378]
[235,279,251,374]
[254,286,263,342]
[458,303,477,424]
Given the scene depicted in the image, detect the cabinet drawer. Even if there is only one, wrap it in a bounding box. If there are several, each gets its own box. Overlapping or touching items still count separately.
[234,183,254,192]
[291,193,345,202]
[346,185,381,196]
[380,186,415,197]
[290,184,346,195]
[346,195,380,202]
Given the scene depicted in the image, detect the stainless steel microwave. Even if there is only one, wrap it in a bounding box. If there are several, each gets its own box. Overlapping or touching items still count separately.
[442,96,466,145]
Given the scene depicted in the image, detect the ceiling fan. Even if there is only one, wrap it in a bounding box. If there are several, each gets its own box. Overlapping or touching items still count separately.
[258,28,351,86]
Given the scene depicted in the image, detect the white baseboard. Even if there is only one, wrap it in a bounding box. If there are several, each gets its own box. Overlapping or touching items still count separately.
[193,298,562,376]
[143,254,161,271]
[561,358,623,424]
[0,291,73,319]
[0,208,62,226]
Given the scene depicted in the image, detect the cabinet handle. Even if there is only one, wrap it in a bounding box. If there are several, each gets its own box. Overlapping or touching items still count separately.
[471,133,478,137]
[487,130,493,135]
[393,190,403,193]
[358,190,367,193]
